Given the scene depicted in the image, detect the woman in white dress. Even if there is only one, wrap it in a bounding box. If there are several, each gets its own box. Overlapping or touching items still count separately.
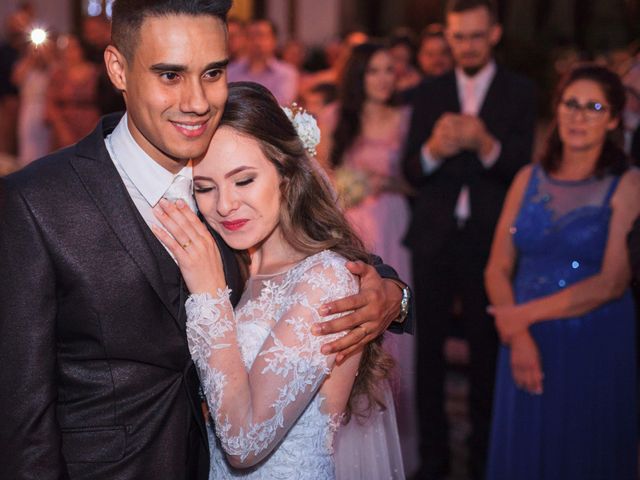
[12,40,56,167]
[152,82,398,479]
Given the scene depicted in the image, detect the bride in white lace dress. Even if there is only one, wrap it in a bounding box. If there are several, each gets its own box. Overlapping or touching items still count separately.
[152,82,398,479]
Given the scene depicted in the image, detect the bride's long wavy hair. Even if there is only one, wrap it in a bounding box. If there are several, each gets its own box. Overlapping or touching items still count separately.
[217,81,393,421]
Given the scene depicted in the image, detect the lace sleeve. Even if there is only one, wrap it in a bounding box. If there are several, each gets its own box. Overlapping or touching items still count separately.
[185,256,358,468]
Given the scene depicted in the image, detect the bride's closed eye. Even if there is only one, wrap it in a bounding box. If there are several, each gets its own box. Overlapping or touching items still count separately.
[194,177,255,193]
[235,177,255,187]
[194,184,215,193]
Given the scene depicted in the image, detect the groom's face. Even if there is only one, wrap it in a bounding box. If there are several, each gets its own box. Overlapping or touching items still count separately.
[107,14,228,172]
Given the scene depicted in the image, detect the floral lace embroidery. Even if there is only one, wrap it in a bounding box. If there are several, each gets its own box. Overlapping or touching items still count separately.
[186,251,358,473]
[185,288,234,359]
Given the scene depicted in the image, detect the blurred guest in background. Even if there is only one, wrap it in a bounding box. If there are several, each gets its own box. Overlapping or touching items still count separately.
[300,82,337,117]
[12,33,56,166]
[45,34,99,149]
[329,30,369,73]
[80,15,124,116]
[227,16,248,62]
[0,6,33,156]
[403,0,536,478]
[227,18,298,105]
[388,30,422,94]
[416,24,453,78]
[485,64,639,480]
[81,15,111,64]
[319,42,418,476]
[281,38,307,72]
[300,29,369,99]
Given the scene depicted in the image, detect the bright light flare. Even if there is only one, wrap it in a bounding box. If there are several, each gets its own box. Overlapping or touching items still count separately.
[30,28,48,46]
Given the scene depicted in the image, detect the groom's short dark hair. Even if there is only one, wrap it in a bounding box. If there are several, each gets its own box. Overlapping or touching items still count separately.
[111,0,232,61]
[445,0,498,23]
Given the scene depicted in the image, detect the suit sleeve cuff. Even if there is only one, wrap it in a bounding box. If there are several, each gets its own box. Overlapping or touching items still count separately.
[420,144,443,174]
[479,140,501,169]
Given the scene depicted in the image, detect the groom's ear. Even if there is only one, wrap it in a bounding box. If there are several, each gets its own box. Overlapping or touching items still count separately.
[104,45,128,92]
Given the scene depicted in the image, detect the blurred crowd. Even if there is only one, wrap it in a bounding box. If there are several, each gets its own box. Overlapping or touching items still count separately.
[2,4,640,176]
[0,3,122,175]
[1,1,640,480]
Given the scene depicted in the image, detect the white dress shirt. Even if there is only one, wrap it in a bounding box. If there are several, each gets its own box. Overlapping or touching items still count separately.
[105,114,194,257]
[420,60,502,225]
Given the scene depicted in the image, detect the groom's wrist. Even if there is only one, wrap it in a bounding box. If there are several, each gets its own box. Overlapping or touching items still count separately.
[387,279,410,324]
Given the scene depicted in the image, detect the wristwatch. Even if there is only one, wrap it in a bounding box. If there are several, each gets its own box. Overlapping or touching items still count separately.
[395,283,411,324]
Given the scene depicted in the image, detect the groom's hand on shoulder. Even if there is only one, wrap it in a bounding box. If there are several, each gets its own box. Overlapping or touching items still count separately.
[312,261,403,362]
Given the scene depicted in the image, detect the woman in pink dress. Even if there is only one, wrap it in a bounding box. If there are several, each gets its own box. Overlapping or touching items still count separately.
[319,41,418,477]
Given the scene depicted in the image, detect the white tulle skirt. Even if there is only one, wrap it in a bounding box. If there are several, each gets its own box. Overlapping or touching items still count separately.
[333,381,405,479]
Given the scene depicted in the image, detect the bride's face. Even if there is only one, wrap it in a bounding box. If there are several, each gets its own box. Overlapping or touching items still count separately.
[194,126,282,251]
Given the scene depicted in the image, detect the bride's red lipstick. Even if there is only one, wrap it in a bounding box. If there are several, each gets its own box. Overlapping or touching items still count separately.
[221,219,249,231]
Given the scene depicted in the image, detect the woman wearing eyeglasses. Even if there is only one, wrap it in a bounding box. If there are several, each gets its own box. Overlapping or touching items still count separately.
[484,64,640,479]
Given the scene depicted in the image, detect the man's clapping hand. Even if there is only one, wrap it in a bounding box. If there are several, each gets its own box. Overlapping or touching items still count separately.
[426,113,496,159]
[426,113,463,158]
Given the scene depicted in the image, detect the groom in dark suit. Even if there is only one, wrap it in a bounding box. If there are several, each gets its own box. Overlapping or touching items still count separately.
[0,2,410,479]
[403,1,535,478]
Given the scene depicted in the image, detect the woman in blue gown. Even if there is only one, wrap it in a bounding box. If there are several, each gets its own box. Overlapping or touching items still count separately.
[485,64,640,479]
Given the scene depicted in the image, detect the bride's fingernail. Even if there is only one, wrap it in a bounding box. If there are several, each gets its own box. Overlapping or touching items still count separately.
[311,325,321,335]
[318,306,330,316]
[176,199,185,208]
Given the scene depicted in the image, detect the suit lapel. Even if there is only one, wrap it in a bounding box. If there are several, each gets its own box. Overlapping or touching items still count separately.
[70,115,180,325]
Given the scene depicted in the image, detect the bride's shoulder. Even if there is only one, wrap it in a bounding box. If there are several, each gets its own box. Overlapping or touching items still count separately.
[289,250,357,289]
[298,249,348,270]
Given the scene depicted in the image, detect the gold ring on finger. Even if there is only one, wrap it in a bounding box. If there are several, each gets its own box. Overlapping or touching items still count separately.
[181,239,192,250]
[356,325,368,337]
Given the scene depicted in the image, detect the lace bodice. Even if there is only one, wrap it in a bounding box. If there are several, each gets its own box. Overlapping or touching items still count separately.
[186,250,359,479]
[512,165,620,303]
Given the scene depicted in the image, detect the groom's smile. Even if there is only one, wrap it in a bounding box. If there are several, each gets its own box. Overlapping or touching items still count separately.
[105,13,229,174]
[171,119,211,138]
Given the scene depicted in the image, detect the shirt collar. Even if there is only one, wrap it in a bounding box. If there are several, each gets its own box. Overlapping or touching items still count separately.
[106,113,192,207]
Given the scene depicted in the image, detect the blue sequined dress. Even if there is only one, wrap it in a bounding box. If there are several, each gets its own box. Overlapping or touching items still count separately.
[487,165,636,480]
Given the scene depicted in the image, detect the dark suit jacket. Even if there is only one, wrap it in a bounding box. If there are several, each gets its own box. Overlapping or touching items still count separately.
[0,114,244,480]
[403,66,536,260]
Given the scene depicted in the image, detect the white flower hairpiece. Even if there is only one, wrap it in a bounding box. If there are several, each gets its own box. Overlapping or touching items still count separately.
[282,103,321,157]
